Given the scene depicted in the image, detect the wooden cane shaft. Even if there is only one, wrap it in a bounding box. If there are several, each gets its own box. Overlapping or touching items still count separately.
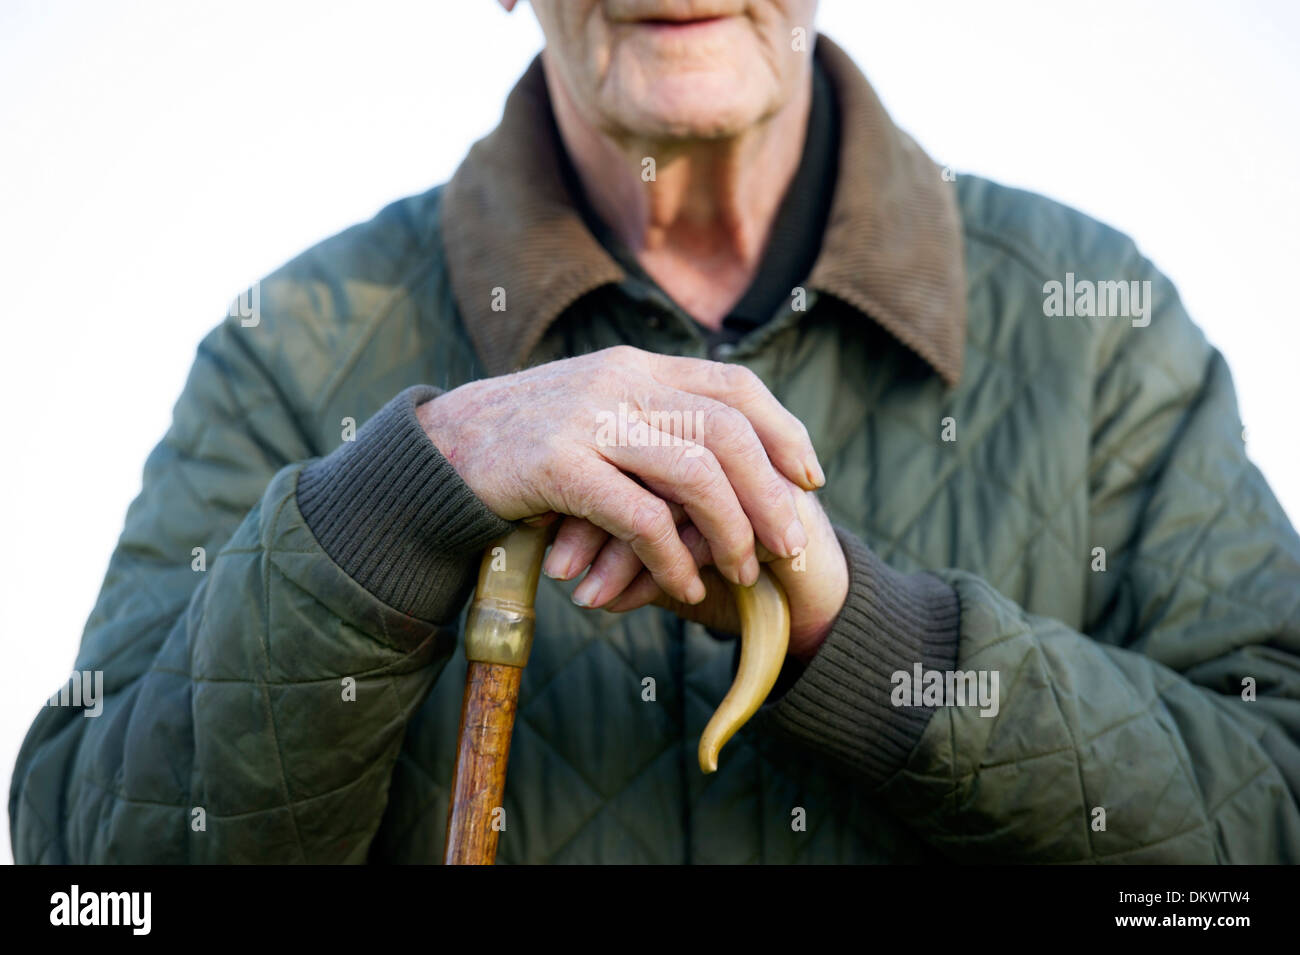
[443,661,523,865]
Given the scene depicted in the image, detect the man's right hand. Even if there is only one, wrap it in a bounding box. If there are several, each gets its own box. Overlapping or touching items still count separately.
[416,345,824,606]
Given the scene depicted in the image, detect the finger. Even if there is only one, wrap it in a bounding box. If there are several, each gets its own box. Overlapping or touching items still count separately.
[645,354,825,490]
[599,426,759,586]
[617,383,808,562]
[563,465,705,604]
[572,537,645,608]
[544,516,609,581]
[603,568,664,614]
[575,517,711,608]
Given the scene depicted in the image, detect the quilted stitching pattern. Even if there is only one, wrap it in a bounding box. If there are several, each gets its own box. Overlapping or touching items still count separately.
[11,176,1300,864]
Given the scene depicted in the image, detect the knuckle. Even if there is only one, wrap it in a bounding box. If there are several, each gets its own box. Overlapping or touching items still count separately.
[674,446,723,496]
[604,344,642,366]
[720,362,763,396]
[628,498,674,549]
[708,406,760,458]
[704,359,733,392]
[757,476,795,516]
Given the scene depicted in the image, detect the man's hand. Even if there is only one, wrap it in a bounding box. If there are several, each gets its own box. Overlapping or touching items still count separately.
[545,484,849,662]
[417,346,825,606]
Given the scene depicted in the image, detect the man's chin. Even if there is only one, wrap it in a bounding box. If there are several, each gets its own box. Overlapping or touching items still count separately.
[609,76,770,141]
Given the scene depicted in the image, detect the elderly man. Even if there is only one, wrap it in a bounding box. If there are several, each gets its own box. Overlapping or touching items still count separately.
[12,1,1300,864]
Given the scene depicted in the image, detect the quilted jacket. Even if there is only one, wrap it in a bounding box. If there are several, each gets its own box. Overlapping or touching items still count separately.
[11,37,1300,863]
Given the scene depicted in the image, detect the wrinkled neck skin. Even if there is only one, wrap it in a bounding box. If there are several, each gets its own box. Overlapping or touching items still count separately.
[543,52,813,329]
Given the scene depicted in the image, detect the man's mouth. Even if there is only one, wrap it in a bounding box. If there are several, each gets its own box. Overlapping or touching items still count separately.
[627,14,735,36]
[638,15,728,26]
[629,15,733,30]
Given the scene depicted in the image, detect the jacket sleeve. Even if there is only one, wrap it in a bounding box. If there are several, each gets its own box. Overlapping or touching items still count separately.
[9,312,511,863]
[764,262,1300,862]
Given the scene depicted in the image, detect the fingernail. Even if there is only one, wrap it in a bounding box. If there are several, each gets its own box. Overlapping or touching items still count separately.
[741,556,760,587]
[545,544,575,580]
[805,455,826,489]
[686,576,707,604]
[572,572,603,607]
[782,520,807,557]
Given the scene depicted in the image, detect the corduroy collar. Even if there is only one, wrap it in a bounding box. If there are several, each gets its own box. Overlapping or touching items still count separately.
[440,35,966,387]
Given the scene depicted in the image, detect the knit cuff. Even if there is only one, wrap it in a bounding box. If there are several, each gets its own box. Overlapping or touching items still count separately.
[295,385,515,624]
[763,527,961,785]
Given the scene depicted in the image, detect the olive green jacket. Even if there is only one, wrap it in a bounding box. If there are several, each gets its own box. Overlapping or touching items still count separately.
[12,37,1300,863]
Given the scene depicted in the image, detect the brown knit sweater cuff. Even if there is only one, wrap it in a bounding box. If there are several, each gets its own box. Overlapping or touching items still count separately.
[295,385,515,624]
[763,527,961,786]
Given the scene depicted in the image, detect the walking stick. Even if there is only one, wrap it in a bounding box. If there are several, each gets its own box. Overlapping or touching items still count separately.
[443,524,791,864]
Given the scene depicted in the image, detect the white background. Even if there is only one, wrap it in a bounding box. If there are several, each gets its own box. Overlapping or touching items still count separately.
[2,0,1297,863]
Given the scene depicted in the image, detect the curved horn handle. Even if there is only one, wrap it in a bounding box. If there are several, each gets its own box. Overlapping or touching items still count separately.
[698,568,791,774]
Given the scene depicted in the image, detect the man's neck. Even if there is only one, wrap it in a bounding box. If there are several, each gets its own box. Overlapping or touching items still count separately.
[544,55,814,330]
